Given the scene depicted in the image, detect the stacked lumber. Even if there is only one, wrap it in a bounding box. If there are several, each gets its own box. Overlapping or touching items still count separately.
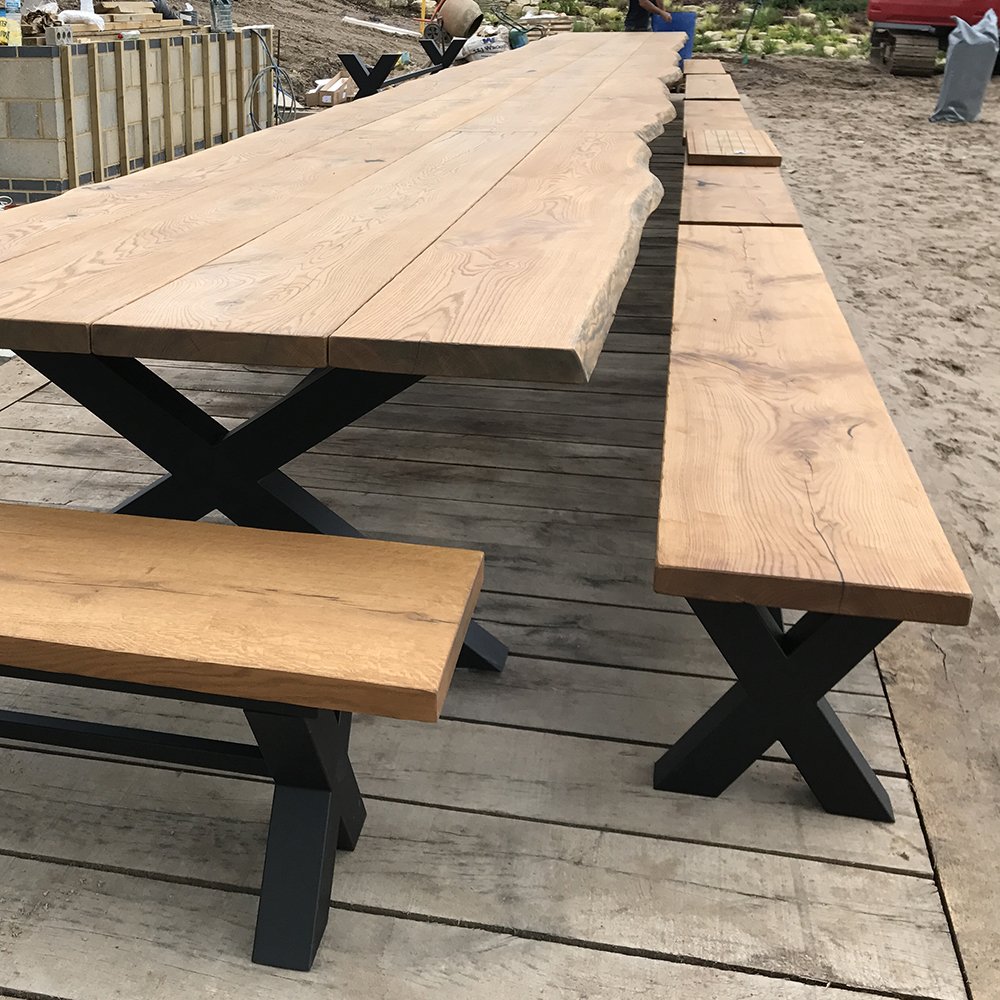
[20,1,195,44]
[519,13,575,32]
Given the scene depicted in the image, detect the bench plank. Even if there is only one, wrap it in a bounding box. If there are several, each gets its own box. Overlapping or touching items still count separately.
[684,75,741,101]
[683,58,727,74]
[683,98,753,134]
[681,165,801,226]
[686,128,781,166]
[657,225,972,625]
[0,504,483,719]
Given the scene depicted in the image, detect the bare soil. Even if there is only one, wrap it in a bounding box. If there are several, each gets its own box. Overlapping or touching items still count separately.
[730,57,1000,613]
[191,0,430,96]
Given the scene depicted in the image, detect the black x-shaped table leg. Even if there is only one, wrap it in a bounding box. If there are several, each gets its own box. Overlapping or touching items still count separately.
[653,600,899,821]
[17,351,507,672]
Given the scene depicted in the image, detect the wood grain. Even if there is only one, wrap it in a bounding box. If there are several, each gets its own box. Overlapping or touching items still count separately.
[0,35,681,378]
[0,504,483,720]
[683,98,753,133]
[325,129,665,381]
[684,74,741,100]
[0,855,911,1000]
[686,128,781,166]
[681,165,801,226]
[684,57,727,74]
[658,225,973,624]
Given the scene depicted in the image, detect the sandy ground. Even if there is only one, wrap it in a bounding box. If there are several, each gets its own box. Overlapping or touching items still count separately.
[730,57,1000,614]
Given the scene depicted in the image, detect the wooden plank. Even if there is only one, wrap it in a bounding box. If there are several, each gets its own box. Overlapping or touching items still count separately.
[0,358,48,412]
[92,129,553,368]
[0,504,483,720]
[138,39,153,168]
[686,128,781,166]
[201,34,213,149]
[880,557,1000,1000]
[182,34,195,155]
[114,43,130,176]
[681,165,802,226]
[218,32,230,141]
[0,657,921,870]
[160,35,174,161]
[58,48,78,188]
[234,28,246,136]
[0,49,596,268]
[684,74,741,101]
[86,45,105,182]
[0,49,638,358]
[658,225,972,624]
[445,653,902,771]
[684,57,726,74]
[683,98,753,133]
[1,37,677,375]
[0,758,964,997]
[1,129,530,361]
[325,128,664,381]
[0,855,903,1000]
[249,27,262,130]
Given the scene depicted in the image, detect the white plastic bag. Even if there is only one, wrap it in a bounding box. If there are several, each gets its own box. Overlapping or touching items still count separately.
[930,9,999,123]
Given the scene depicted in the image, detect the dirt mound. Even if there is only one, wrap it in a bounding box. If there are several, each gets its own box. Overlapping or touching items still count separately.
[194,0,431,97]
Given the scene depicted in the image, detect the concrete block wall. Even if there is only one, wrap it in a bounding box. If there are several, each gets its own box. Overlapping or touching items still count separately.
[1,28,274,204]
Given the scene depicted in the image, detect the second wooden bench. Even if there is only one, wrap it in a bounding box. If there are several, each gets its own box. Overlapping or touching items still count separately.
[0,503,483,969]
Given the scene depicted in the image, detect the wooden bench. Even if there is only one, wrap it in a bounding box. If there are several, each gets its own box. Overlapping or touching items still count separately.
[654,222,972,822]
[0,503,483,969]
[653,84,973,823]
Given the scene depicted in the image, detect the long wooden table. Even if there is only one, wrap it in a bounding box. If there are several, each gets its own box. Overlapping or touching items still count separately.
[0,32,685,672]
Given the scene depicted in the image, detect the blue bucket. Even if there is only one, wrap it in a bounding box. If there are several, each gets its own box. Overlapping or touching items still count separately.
[654,9,696,61]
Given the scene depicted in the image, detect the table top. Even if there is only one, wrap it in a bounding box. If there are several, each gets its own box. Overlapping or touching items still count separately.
[0,32,684,382]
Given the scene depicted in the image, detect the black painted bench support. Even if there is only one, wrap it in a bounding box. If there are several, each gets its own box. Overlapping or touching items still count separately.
[339,38,466,99]
[0,664,363,970]
[653,600,900,822]
[16,351,507,673]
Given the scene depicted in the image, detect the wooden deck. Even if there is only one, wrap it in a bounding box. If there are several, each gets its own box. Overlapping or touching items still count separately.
[0,123,968,1000]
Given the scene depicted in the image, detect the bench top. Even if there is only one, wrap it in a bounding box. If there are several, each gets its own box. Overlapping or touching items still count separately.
[681,165,801,226]
[684,75,741,101]
[683,58,727,74]
[0,33,685,383]
[683,99,753,134]
[657,224,972,626]
[0,504,484,720]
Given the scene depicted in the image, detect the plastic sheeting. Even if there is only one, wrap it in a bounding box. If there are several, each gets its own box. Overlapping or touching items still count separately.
[930,9,999,123]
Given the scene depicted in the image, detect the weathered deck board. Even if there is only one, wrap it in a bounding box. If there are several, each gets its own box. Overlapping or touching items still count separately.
[0,750,963,997]
[0,855,900,1000]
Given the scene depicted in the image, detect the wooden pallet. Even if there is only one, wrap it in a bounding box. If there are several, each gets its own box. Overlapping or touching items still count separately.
[685,128,781,166]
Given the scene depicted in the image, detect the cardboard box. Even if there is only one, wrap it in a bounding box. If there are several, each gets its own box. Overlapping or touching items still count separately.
[304,72,356,108]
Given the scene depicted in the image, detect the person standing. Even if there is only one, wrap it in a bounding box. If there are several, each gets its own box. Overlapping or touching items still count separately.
[624,0,671,31]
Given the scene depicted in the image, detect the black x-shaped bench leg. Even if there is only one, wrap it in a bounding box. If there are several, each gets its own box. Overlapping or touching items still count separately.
[654,600,900,822]
[17,351,507,672]
[246,709,363,970]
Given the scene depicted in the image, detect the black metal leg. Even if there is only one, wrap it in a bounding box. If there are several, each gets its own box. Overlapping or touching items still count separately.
[16,351,508,672]
[245,709,364,970]
[420,36,467,68]
[339,52,401,98]
[654,600,899,821]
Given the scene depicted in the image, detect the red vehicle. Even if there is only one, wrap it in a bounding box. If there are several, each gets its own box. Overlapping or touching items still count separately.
[869,0,999,73]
